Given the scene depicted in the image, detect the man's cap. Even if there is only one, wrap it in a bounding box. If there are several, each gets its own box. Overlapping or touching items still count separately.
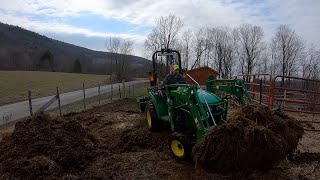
[173,64,179,71]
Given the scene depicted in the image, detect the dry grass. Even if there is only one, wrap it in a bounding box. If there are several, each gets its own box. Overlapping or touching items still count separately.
[0,71,110,106]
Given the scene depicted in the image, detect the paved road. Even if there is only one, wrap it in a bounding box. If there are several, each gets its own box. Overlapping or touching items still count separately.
[0,80,148,126]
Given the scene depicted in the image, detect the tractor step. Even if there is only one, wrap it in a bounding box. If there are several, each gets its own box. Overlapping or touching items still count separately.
[160,115,170,122]
[137,97,149,112]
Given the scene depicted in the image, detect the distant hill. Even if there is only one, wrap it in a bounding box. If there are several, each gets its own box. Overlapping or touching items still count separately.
[0,22,151,78]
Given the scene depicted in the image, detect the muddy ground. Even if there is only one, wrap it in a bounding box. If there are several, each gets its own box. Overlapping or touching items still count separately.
[0,98,320,179]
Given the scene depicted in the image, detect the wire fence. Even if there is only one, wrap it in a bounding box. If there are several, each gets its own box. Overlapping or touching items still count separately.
[45,81,149,115]
[0,80,149,127]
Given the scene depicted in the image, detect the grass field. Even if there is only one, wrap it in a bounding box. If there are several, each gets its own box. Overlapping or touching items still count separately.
[0,71,110,106]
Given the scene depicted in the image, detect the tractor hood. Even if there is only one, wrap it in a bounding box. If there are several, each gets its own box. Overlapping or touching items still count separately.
[197,89,222,104]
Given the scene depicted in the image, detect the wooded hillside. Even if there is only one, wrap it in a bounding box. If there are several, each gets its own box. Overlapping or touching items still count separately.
[0,22,150,78]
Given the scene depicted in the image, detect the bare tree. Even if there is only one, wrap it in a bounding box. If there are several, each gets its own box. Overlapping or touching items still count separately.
[188,27,237,78]
[143,19,317,81]
[270,42,278,76]
[203,28,212,67]
[191,28,207,69]
[106,37,121,54]
[181,29,193,69]
[211,27,228,78]
[236,24,264,76]
[205,27,236,78]
[144,29,161,57]
[119,40,134,79]
[256,50,270,74]
[301,45,320,80]
[106,37,120,82]
[106,36,134,80]
[311,50,320,80]
[144,14,184,55]
[224,29,238,78]
[271,25,304,83]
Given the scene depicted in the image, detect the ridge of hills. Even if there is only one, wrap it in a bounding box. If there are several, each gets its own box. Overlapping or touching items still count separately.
[0,22,150,77]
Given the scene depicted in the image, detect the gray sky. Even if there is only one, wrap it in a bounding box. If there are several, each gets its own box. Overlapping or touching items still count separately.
[0,0,319,56]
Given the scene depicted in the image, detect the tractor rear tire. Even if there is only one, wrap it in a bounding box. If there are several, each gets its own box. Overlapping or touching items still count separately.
[146,101,160,132]
[168,132,192,161]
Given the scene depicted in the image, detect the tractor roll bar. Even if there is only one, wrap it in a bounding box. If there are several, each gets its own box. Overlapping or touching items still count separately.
[152,49,182,73]
[149,49,182,87]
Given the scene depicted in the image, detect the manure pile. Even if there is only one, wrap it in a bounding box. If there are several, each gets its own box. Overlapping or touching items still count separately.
[192,105,304,172]
[0,112,97,179]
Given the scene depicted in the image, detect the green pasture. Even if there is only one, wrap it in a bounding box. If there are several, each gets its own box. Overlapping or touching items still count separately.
[0,71,110,105]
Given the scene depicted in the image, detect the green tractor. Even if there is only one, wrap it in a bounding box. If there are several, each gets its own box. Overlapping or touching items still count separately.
[138,49,252,160]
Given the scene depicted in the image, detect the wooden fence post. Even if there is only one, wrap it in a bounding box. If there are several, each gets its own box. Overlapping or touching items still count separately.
[259,79,262,104]
[98,84,101,104]
[111,83,113,101]
[56,87,62,116]
[132,84,134,96]
[83,83,86,110]
[119,84,121,98]
[313,93,317,118]
[122,79,125,98]
[28,90,33,115]
[128,85,131,97]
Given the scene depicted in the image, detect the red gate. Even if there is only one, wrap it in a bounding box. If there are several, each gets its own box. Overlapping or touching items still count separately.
[236,74,320,115]
[271,76,320,114]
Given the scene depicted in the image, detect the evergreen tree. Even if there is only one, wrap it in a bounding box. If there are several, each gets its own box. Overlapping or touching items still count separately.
[73,59,82,73]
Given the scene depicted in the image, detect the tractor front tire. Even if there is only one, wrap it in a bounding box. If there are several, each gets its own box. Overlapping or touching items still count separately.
[168,133,192,161]
[146,101,160,131]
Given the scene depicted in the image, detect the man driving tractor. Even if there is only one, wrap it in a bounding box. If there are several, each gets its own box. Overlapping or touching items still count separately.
[161,64,185,86]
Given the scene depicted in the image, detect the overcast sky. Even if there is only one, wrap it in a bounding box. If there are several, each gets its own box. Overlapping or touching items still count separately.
[0,0,319,57]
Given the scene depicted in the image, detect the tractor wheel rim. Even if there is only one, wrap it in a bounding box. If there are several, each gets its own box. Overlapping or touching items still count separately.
[147,110,152,127]
[171,140,184,157]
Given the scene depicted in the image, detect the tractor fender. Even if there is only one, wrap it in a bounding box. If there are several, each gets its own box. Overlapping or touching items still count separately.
[148,91,165,119]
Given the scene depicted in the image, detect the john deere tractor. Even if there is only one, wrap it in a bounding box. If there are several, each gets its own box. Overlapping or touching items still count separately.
[138,49,252,160]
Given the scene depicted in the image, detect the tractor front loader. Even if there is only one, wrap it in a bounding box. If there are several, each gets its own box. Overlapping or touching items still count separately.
[138,49,252,160]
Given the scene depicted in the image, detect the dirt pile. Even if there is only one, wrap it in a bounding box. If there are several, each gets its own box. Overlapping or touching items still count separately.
[192,105,304,172]
[0,112,97,179]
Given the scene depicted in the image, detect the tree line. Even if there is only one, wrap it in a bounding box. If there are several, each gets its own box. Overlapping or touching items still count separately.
[144,14,320,80]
